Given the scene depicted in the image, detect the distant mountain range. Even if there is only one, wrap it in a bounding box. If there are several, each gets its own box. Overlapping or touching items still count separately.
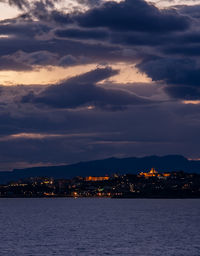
[0,155,200,184]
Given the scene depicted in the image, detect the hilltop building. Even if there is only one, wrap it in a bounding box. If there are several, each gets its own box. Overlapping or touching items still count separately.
[139,168,171,178]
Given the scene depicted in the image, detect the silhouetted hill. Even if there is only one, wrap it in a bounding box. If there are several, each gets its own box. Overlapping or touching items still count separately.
[0,155,200,184]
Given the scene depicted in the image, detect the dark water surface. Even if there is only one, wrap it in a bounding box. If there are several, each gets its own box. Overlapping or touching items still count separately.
[0,199,199,255]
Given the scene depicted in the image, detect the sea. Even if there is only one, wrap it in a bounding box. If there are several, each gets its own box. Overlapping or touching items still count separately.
[0,198,199,256]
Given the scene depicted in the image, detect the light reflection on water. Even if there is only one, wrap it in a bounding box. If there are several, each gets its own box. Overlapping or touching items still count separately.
[0,198,199,256]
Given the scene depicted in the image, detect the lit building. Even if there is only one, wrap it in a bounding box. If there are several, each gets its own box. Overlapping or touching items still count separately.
[162,173,171,177]
[85,176,110,182]
[139,168,158,178]
[139,168,171,178]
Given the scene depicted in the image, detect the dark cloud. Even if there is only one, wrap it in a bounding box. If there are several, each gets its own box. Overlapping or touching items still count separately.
[138,58,200,86]
[77,0,103,8]
[179,4,200,19]
[163,45,200,56]
[75,0,190,32]
[58,54,92,67]
[7,0,30,10]
[0,0,196,72]
[0,34,121,60]
[55,28,108,40]
[0,55,32,71]
[5,0,60,11]
[58,54,79,66]
[111,30,200,48]
[0,50,60,71]
[0,22,51,38]
[14,50,58,65]
[22,67,153,110]
[137,58,200,99]
[0,101,200,171]
[165,85,200,100]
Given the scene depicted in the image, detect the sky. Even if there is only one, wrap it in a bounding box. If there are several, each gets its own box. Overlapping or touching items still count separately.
[0,0,200,171]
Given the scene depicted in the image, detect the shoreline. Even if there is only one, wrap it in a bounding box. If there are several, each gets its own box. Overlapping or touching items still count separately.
[0,196,200,199]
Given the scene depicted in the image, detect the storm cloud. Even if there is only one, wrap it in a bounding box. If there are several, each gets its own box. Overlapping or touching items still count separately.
[75,0,190,32]
[21,67,153,110]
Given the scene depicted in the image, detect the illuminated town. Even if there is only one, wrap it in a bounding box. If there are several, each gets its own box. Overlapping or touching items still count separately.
[0,168,200,198]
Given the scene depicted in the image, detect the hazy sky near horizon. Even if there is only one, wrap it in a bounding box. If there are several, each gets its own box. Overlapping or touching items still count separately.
[0,0,200,171]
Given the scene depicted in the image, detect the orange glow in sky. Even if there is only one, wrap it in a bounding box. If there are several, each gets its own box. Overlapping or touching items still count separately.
[183,100,200,105]
[0,63,151,86]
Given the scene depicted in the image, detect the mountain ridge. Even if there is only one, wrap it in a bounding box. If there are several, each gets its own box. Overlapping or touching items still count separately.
[0,155,200,184]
